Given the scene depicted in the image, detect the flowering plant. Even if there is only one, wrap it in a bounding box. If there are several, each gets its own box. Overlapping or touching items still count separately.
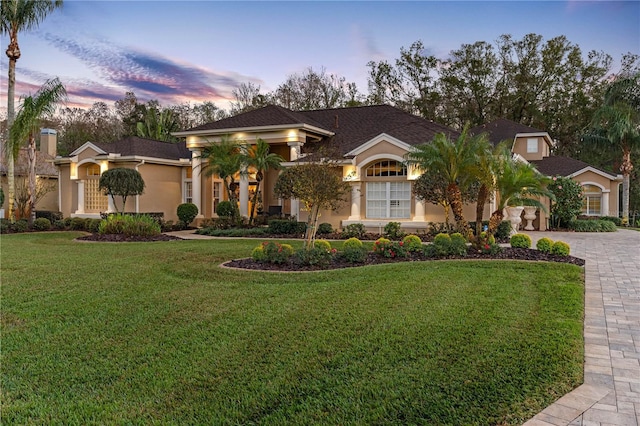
[373,238,408,258]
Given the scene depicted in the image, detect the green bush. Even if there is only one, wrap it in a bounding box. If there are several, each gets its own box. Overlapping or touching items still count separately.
[98,214,161,237]
[548,176,584,228]
[295,246,334,267]
[0,219,9,234]
[402,234,423,253]
[340,238,367,263]
[317,222,333,235]
[268,219,306,235]
[600,216,622,226]
[536,237,554,253]
[383,221,405,240]
[35,211,63,222]
[343,237,363,250]
[70,217,88,231]
[372,237,407,258]
[510,233,532,248]
[261,241,294,264]
[13,219,28,233]
[177,203,199,226]
[449,233,468,256]
[314,239,332,252]
[495,221,512,242]
[87,219,102,233]
[32,217,52,231]
[479,231,496,245]
[432,233,452,256]
[53,219,66,230]
[568,219,617,232]
[216,201,235,218]
[251,245,266,262]
[551,241,571,256]
[341,223,366,239]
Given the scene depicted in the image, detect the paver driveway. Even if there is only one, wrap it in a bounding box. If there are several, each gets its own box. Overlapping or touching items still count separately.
[524,229,640,426]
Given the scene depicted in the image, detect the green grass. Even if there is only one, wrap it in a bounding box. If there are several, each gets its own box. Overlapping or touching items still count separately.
[1,232,584,425]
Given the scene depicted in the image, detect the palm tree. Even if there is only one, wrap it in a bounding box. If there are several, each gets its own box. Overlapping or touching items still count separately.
[2,0,63,221]
[487,156,553,236]
[242,138,283,225]
[136,107,179,142]
[9,78,66,225]
[405,129,484,237]
[199,136,243,220]
[584,73,640,224]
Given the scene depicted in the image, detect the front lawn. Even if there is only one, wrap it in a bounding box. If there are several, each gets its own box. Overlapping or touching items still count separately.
[1,232,584,425]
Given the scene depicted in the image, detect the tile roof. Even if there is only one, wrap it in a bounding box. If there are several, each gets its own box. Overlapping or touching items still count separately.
[469,118,546,146]
[531,156,616,178]
[0,149,57,176]
[92,137,191,161]
[183,104,459,156]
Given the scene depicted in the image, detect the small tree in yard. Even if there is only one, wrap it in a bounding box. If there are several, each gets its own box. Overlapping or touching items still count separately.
[99,168,145,213]
[548,176,584,229]
[177,202,198,228]
[274,160,350,248]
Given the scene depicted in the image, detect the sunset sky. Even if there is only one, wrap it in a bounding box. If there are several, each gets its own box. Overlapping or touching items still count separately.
[1,0,638,114]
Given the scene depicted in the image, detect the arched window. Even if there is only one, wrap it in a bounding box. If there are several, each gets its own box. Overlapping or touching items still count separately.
[365,160,407,177]
[581,184,602,216]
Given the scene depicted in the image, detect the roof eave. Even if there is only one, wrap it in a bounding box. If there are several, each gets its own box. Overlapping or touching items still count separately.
[173,123,335,138]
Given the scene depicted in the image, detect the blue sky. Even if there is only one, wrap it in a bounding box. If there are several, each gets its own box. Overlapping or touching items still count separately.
[1,0,638,113]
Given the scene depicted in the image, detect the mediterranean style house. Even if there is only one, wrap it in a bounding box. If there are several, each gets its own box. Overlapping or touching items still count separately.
[41,105,621,231]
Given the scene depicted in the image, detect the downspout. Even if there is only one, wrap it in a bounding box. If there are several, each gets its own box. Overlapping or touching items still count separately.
[135,160,145,213]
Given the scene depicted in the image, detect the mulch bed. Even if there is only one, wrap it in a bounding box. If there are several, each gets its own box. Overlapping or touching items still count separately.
[225,248,585,272]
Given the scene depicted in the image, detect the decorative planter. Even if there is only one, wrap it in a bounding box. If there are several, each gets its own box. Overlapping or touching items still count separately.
[523,206,537,231]
[506,206,525,235]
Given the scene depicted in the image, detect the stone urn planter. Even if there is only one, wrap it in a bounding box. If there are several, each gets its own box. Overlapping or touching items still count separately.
[523,206,537,231]
[506,206,525,235]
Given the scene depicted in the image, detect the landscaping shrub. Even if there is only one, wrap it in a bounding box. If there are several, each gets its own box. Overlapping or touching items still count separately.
[98,214,161,237]
[32,218,52,231]
[372,237,407,258]
[428,222,456,237]
[70,217,88,231]
[383,221,405,240]
[432,233,452,256]
[87,219,102,233]
[548,176,584,228]
[268,219,306,235]
[35,210,63,222]
[216,201,235,218]
[449,232,468,257]
[0,219,9,234]
[340,238,367,263]
[295,246,334,267]
[251,245,266,262]
[473,231,500,255]
[177,203,199,227]
[261,241,294,264]
[402,234,423,253]
[510,233,532,248]
[314,239,332,252]
[53,219,66,230]
[317,222,333,235]
[600,216,622,226]
[551,241,571,256]
[12,219,28,233]
[341,223,366,239]
[536,237,554,253]
[494,221,512,242]
[568,219,617,232]
[478,231,496,245]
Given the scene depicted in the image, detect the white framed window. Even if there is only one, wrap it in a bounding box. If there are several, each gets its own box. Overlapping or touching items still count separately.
[183,167,193,203]
[212,181,222,215]
[581,185,602,216]
[366,160,407,177]
[366,182,411,219]
[527,138,538,153]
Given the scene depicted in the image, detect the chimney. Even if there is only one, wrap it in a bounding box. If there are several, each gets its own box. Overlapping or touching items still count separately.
[40,128,57,157]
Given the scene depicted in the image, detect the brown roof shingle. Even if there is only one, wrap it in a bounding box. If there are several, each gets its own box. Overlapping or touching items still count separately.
[0,149,57,176]
[469,118,546,146]
[531,156,616,178]
[92,137,191,161]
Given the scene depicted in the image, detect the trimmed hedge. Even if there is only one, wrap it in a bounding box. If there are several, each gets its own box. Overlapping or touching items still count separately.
[568,219,617,232]
[268,219,307,235]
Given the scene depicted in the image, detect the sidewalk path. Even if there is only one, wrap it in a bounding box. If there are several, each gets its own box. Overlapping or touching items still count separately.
[167,229,640,424]
[524,229,640,426]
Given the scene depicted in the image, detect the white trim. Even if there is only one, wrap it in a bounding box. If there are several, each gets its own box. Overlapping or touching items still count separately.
[173,123,334,138]
[69,142,106,156]
[93,155,190,167]
[580,181,608,192]
[346,133,413,157]
[568,166,621,181]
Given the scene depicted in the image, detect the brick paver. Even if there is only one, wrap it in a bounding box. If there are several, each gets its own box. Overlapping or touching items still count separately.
[524,229,640,426]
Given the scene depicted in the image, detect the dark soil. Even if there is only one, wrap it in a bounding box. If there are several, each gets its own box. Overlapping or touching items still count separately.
[225,247,585,272]
[76,233,183,242]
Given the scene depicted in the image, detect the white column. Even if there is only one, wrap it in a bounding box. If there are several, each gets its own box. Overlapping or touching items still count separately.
[347,183,361,220]
[413,198,425,221]
[191,149,203,218]
[239,173,249,218]
[601,191,610,216]
[76,181,85,214]
[107,195,116,213]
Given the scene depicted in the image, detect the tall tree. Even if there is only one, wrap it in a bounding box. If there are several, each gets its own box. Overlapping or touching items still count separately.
[136,105,179,142]
[114,92,146,136]
[230,82,269,116]
[584,73,640,224]
[242,138,283,225]
[1,0,63,222]
[9,78,66,224]
[98,168,145,213]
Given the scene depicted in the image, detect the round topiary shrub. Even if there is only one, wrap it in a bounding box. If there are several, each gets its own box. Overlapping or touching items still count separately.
[343,237,363,250]
[32,217,52,231]
[479,231,496,245]
[13,219,28,233]
[536,237,554,253]
[551,241,571,256]
[402,234,423,252]
[216,201,235,218]
[340,237,366,263]
[317,222,333,235]
[314,239,332,252]
[449,232,468,256]
[177,203,199,227]
[251,245,266,262]
[432,233,452,257]
[510,233,532,248]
